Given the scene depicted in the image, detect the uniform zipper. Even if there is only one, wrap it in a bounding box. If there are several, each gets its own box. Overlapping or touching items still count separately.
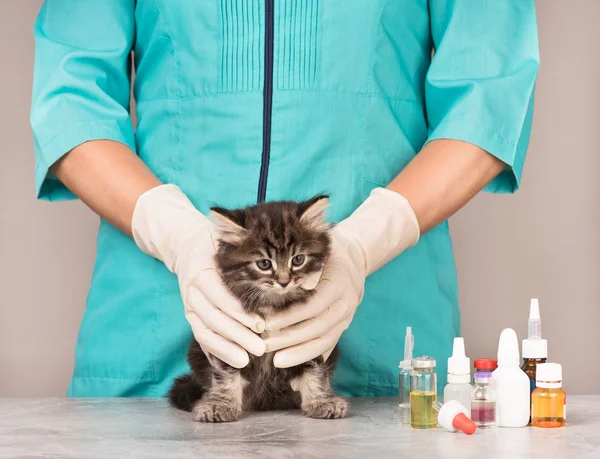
[257,0,274,204]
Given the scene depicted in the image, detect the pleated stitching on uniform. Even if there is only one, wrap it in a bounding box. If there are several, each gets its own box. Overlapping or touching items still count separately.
[221,0,260,93]
[275,0,318,90]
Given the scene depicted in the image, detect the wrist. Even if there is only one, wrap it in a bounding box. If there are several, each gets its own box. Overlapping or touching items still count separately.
[132,184,211,271]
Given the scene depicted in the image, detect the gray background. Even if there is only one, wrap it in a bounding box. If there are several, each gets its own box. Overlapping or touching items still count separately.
[0,1,597,396]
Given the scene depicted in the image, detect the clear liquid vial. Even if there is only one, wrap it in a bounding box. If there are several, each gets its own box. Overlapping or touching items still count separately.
[471,372,496,427]
[398,368,412,424]
[410,356,437,429]
[398,327,414,425]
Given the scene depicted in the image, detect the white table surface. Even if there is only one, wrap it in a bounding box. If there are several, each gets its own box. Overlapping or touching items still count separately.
[0,396,598,459]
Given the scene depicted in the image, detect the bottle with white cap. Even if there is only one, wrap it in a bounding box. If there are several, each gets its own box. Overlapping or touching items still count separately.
[521,298,548,394]
[491,328,530,427]
[443,337,473,416]
[531,363,566,428]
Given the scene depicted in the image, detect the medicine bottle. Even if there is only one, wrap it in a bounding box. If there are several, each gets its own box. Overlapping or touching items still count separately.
[410,356,437,429]
[492,328,530,427]
[532,363,566,428]
[471,372,496,427]
[398,327,414,425]
[521,299,548,394]
[444,338,472,416]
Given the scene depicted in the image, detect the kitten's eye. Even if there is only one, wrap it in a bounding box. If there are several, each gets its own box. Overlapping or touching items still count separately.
[291,254,306,267]
[256,259,272,270]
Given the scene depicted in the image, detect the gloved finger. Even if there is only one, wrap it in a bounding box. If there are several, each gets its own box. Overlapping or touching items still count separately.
[272,320,348,368]
[186,312,250,368]
[195,268,265,333]
[189,288,265,357]
[265,277,339,331]
[264,299,347,352]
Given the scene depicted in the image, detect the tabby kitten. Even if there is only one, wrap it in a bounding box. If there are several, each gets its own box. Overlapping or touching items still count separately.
[168,196,348,422]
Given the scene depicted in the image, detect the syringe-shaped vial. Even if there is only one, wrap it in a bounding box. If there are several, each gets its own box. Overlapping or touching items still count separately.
[398,326,414,425]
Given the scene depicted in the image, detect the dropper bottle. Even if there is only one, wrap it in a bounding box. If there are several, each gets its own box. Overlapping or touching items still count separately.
[444,337,472,416]
[398,326,414,425]
[492,328,530,427]
[521,299,548,394]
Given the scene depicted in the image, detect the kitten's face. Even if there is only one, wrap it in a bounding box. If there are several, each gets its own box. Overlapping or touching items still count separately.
[211,196,331,316]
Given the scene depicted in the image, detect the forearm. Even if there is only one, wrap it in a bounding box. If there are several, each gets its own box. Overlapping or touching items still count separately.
[388,139,506,234]
[50,140,162,236]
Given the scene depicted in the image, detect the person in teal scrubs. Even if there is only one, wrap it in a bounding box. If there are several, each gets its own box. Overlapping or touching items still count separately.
[31,1,539,397]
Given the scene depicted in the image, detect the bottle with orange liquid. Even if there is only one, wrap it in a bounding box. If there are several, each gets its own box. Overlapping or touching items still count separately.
[531,363,566,428]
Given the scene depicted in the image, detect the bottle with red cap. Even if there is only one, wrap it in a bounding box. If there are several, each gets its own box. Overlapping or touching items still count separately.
[474,358,498,376]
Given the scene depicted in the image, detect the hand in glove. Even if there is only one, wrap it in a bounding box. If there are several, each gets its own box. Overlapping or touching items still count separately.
[263,188,420,368]
[132,185,265,368]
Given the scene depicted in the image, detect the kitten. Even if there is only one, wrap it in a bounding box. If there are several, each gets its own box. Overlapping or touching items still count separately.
[168,196,348,422]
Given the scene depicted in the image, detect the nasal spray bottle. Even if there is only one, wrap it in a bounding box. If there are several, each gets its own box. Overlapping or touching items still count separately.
[398,327,414,425]
[444,338,472,416]
[521,298,548,393]
[492,328,530,427]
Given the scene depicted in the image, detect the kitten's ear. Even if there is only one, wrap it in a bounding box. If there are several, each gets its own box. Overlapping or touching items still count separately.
[298,195,329,230]
[210,207,247,244]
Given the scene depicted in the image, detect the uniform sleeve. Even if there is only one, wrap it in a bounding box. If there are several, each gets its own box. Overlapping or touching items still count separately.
[425,0,540,193]
[31,0,136,201]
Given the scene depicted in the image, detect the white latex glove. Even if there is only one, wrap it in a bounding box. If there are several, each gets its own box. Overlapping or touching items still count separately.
[264,188,420,368]
[132,185,265,368]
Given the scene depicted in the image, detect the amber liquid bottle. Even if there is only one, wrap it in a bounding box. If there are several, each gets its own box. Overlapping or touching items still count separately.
[531,363,566,428]
[521,358,547,393]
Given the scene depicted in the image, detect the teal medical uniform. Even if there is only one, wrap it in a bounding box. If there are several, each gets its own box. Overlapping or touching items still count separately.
[31,1,539,397]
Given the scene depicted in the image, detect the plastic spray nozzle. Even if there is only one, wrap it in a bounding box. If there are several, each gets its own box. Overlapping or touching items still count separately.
[436,400,477,435]
[399,326,414,369]
[447,337,470,381]
[522,298,548,359]
[528,298,541,339]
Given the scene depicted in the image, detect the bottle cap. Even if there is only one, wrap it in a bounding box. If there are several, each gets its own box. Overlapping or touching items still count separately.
[474,358,498,371]
[522,298,548,358]
[447,337,471,383]
[536,363,562,388]
[412,356,436,368]
[522,339,548,359]
[437,400,477,435]
[497,328,520,366]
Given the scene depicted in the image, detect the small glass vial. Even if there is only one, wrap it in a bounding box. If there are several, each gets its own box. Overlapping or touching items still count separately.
[410,356,437,429]
[471,372,496,427]
[532,363,566,428]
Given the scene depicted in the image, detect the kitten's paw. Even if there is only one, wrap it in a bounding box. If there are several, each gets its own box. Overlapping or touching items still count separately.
[192,401,241,423]
[304,397,348,419]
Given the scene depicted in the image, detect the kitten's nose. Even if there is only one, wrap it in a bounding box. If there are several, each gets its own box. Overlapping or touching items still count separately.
[277,281,290,288]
